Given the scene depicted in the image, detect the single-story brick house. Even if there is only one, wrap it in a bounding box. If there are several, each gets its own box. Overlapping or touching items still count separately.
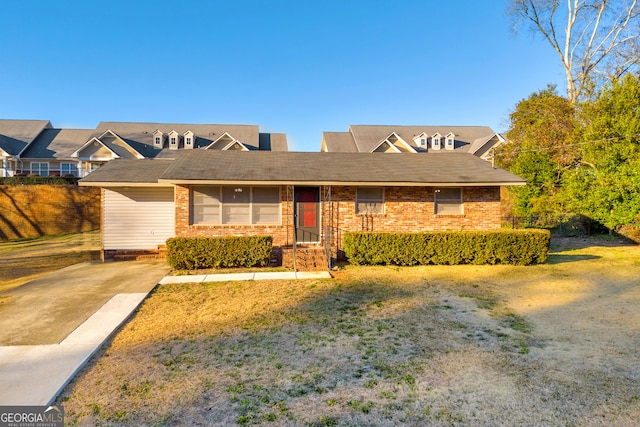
[80,150,525,269]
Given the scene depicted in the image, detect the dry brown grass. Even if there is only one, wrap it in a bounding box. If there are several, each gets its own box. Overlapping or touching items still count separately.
[0,232,100,293]
[58,236,640,426]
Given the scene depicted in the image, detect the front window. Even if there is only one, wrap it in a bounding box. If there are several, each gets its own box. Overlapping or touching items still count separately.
[356,187,384,214]
[435,188,463,215]
[30,162,49,176]
[191,186,280,225]
[61,163,78,177]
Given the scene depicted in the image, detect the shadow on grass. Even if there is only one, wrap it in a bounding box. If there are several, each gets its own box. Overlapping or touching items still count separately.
[545,254,600,264]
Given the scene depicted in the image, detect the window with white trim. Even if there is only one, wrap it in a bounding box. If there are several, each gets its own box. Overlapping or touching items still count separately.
[445,136,454,150]
[184,131,194,149]
[432,136,441,150]
[60,162,78,177]
[356,187,384,214]
[435,188,463,215]
[30,162,49,176]
[153,131,164,148]
[191,186,280,225]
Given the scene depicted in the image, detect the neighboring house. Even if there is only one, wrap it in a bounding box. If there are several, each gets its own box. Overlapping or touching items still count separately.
[0,120,52,177]
[0,119,287,177]
[321,125,507,160]
[80,150,525,267]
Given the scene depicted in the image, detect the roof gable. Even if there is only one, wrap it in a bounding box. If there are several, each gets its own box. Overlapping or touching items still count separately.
[370,132,417,153]
[205,132,249,151]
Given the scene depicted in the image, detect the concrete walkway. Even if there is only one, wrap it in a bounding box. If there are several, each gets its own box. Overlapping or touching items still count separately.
[0,269,331,405]
[159,270,331,284]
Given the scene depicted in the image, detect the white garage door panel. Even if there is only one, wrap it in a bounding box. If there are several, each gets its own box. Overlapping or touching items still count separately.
[103,187,175,250]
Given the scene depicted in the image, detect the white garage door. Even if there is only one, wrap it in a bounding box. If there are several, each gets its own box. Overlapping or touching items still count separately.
[103,187,175,250]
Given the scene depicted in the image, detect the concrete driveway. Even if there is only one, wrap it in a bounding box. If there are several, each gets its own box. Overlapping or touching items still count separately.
[0,260,169,345]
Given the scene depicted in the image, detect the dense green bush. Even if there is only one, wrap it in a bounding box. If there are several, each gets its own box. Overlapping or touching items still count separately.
[166,236,273,270]
[343,230,550,266]
[0,176,79,185]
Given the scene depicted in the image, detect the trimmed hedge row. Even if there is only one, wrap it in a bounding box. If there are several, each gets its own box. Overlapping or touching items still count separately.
[166,236,273,270]
[343,230,550,266]
[0,176,79,185]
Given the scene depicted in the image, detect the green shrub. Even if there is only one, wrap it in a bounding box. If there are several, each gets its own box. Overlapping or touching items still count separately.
[343,230,550,266]
[0,176,79,185]
[166,236,273,270]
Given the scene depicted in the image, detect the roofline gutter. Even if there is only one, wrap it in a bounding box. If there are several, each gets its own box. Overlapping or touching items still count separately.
[79,181,173,187]
[158,179,527,187]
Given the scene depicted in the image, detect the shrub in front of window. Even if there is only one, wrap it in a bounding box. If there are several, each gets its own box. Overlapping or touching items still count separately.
[343,230,550,266]
[166,235,273,270]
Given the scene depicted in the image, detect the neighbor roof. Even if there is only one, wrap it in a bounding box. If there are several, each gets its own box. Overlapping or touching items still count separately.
[91,122,287,156]
[322,125,503,155]
[0,119,52,156]
[21,128,95,159]
[80,151,525,187]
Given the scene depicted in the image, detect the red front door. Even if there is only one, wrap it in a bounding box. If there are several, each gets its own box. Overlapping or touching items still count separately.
[294,187,320,243]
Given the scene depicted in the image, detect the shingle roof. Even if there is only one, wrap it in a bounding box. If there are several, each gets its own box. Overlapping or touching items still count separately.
[20,128,95,159]
[92,122,288,155]
[323,125,502,154]
[0,119,51,156]
[80,158,175,184]
[80,151,525,186]
[321,132,358,152]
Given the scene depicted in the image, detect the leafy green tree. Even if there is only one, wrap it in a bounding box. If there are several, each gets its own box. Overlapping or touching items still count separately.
[565,74,640,230]
[498,85,578,218]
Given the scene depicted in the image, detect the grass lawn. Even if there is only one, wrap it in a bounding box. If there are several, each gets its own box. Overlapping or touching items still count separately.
[58,237,640,426]
[0,232,100,294]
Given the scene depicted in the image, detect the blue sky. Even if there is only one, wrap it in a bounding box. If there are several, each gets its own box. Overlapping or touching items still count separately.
[0,0,564,151]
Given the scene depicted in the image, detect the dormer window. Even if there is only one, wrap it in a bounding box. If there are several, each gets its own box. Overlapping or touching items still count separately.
[152,130,164,149]
[431,133,442,150]
[184,130,194,150]
[445,132,455,150]
[168,130,179,150]
[413,132,429,149]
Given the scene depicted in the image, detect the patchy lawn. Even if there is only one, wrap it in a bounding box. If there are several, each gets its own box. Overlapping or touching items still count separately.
[58,237,640,426]
[0,232,100,294]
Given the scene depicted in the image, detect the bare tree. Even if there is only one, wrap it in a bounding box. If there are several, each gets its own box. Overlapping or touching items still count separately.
[510,0,640,102]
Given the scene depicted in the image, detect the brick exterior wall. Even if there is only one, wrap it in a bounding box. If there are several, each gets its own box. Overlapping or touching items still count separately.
[173,184,501,264]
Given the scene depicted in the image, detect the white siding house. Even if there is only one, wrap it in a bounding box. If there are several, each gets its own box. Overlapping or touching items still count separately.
[103,187,175,250]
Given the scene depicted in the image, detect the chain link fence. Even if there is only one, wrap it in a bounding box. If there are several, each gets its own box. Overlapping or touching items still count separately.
[501,214,610,236]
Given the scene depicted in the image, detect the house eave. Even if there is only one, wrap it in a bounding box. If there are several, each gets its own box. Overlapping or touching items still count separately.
[79,181,173,187]
[158,179,526,187]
